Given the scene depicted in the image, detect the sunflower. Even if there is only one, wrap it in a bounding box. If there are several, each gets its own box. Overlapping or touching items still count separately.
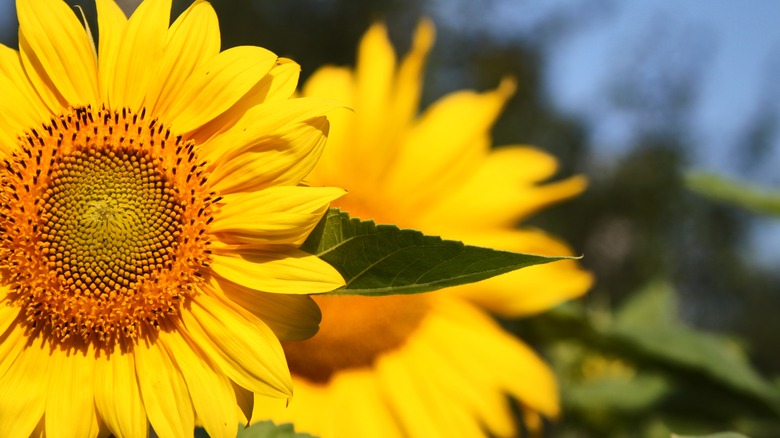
[254,20,594,437]
[0,0,346,437]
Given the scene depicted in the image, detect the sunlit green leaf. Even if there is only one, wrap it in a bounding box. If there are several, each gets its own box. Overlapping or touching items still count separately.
[301,208,570,296]
[686,171,780,216]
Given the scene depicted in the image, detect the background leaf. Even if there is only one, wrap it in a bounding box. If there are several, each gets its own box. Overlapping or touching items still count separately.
[301,208,570,296]
[686,171,780,216]
[514,281,780,437]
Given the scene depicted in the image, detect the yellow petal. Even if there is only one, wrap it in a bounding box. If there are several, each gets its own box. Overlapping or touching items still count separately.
[253,381,332,436]
[95,0,128,102]
[196,58,301,139]
[0,297,20,340]
[440,228,593,317]
[108,0,170,111]
[217,277,322,341]
[353,22,397,179]
[258,58,301,102]
[0,319,26,380]
[209,117,331,194]
[389,19,434,139]
[16,0,98,108]
[213,186,344,246]
[149,0,220,118]
[300,68,361,188]
[233,382,255,424]
[410,323,515,436]
[374,351,445,438]
[159,329,238,438]
[45,348,99,438]
[419,146,587,228]
[329,371,405,437]
[165,46,277,134]
[428,297,560,417]
[383,79,516,208]
[460,259,593,317]
[211,247,344,294]
[135,339,195,438]
[0,337,48,437]
[0,45,52,128]
[200,95,342,162]
[181,293,292,398]
[94,346,147,438]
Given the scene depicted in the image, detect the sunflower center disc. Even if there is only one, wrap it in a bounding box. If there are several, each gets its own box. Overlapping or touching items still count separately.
[0,106,215,347]
[41,149,183,295]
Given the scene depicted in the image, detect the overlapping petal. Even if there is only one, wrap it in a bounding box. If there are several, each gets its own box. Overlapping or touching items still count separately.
[16,0,99,109]
[211,248,345,295]
[0,337,49,436]
[45,348,100,438]
[148,0,220,117]
[165,46,277,133]
[182,293,292,398]
[160,330,238,438]
[217,278,323,341]
[213,186,344,246]
[135,340,195,438]
[94,347,147,438]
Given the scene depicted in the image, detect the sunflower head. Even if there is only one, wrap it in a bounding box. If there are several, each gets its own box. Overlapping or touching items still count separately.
[0,0,346,436]
[1,105,217,348]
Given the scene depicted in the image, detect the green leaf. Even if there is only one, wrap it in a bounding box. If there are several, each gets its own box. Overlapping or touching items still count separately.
[610,282,780,412]
[301,208,571,296]
[686,171,780,216]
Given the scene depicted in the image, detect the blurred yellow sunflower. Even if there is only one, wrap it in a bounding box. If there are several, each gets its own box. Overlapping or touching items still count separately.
[255,20,594,437]
[0,0,345,437]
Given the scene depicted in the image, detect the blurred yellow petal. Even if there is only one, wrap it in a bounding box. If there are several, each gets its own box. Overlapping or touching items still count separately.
[353,22,396,180]
[384,79,517,208]
[420,146,587,228]
[389,19,434,138]
[428,297,560,417]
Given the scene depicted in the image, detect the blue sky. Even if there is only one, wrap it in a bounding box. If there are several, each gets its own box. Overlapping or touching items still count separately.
[546,1,780,175]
